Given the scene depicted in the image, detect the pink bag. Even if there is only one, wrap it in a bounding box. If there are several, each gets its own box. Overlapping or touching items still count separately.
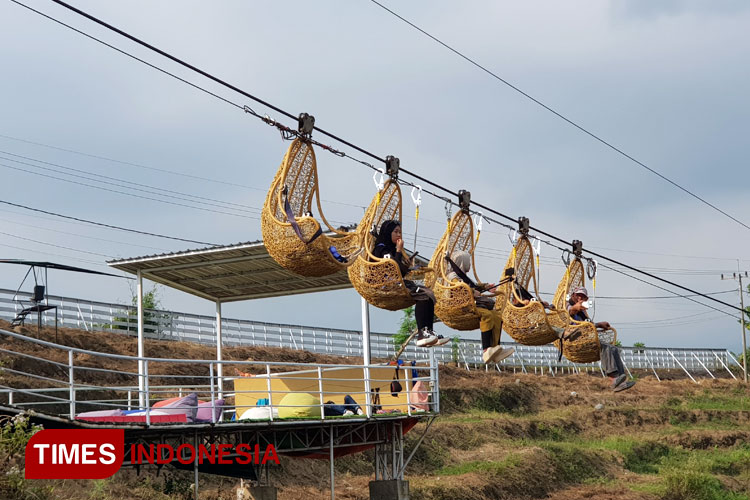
[408,381,430,411]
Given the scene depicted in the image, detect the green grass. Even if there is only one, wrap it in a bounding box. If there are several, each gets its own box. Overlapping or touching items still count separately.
[436,454,522,476]
[684,391,750,411]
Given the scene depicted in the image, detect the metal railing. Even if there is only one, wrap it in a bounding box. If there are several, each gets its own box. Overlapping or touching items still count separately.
[0,288,742,377]
[0,328,438,424]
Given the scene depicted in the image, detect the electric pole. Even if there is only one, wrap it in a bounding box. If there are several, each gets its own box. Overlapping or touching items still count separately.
[721,267,749,382]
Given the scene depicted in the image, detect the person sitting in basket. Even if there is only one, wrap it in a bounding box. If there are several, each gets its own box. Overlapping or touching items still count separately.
[446,251,515,364]
[568,286,634,392]
[372,220,449,348]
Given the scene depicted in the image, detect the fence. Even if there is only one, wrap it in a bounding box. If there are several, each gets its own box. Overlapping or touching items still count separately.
[0,288,742,379]
[0,328,439,421]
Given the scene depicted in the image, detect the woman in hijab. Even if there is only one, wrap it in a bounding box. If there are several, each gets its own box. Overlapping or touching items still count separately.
[446,250,515,364]
[372,220,446,347]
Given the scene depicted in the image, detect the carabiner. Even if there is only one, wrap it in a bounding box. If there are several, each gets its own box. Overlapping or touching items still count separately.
[372,168,385,192]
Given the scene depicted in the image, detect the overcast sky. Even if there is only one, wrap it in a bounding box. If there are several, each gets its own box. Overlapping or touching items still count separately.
[1,0,749,351]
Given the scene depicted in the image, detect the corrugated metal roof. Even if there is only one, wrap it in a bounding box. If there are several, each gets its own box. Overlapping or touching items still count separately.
[107,240,353,302]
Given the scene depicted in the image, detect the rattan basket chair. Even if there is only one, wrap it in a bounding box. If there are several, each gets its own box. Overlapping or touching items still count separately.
[261,138,362,277]
[551,257,617,363]
[501,236,568,345]
[426,210,503,330]
[347,180,424,311]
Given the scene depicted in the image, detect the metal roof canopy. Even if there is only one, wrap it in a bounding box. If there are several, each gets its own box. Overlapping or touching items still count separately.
[107,238,430,410]
[106,240,354,303]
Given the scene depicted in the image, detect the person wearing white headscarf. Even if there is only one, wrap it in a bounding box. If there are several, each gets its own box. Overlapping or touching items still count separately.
[447,250,514,364]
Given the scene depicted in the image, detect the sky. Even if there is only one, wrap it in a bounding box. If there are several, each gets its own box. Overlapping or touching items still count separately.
[1,0,749,351]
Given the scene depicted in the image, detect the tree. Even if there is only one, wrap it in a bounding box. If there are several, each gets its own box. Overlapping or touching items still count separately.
[393,306,416,353]
[451,335,461,366]
[112,284,169,334]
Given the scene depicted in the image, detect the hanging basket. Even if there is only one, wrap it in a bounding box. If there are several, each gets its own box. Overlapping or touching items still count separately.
[261,138,362,277]
[347,180,417,311]
[429,210,501,331]
[550,257,616,363]
[501,236,564,345]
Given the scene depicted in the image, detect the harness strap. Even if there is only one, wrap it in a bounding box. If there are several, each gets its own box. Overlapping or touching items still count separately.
[445,255,480,290]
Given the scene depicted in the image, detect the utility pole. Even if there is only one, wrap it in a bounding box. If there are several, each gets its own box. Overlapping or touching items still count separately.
[721,266,749,382]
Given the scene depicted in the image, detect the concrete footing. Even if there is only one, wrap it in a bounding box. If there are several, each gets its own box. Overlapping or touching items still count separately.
[369,480,409,500]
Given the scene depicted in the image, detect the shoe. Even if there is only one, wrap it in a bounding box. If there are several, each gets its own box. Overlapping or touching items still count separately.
[434,335,451,346]
[416,329,439,347]
[613,380,635,393]
[343,410,354,416]
[356,408,364,416]
[482,346,502,363]
[610,374,627,390]
[491,347,515,363]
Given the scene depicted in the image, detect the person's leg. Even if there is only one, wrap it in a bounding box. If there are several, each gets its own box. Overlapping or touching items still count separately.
[344,395,359,411]
[600,343,621,377]
[415,299,431,330]
[601,343,632,390]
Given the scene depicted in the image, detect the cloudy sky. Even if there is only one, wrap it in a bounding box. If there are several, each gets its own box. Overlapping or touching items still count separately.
[1,0,749,351]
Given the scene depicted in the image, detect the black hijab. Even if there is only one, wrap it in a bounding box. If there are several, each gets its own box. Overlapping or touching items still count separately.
[374,219,401,253]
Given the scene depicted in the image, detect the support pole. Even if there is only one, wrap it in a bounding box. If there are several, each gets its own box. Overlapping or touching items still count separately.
[739,273,747,383]
[216,301,223,399]
[361,297,372,417]
[330,425,335,500]
[137,270,145,408]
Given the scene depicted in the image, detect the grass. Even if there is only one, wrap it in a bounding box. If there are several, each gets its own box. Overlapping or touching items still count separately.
[436,454,522,476]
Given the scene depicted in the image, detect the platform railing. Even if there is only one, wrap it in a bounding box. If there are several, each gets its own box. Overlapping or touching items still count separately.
[0,328,438,425]
[0,288,741,376]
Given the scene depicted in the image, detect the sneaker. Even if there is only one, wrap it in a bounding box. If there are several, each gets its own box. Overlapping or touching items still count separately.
[343,410,354,416]
[433,335,451,346]
[416,329,439,347]
[613,380,635,393]
[491,347,515,363]
[482,346,502,363]
[610,374,627,390]
[356,408,364,416]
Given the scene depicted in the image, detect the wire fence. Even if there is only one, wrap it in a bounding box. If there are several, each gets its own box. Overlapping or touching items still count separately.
[0,288,742,378]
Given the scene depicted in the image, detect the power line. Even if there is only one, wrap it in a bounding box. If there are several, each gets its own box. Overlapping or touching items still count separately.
[367,0,750,233]
[0,216,169,252]
[13,0,745,315]
[0,230,113,258]
[0,199,217,246]
[0,150,259,213]
[0,161,257,220]
[598,262,737,320]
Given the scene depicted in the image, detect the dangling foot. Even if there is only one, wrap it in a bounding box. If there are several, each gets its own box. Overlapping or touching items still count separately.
[482,346,502,363]
[433,334,451,346]
[416,328,439,347]
[491,347,515,363]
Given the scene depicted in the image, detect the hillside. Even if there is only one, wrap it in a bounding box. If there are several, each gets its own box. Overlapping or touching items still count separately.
[1,320,749,500]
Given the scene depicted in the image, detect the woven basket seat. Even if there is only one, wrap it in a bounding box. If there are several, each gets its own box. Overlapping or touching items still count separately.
[261,138,362,277]
[347,180,417,311]
[501,236,567,345]
[551,258,617,363]
[426,210,502,331]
